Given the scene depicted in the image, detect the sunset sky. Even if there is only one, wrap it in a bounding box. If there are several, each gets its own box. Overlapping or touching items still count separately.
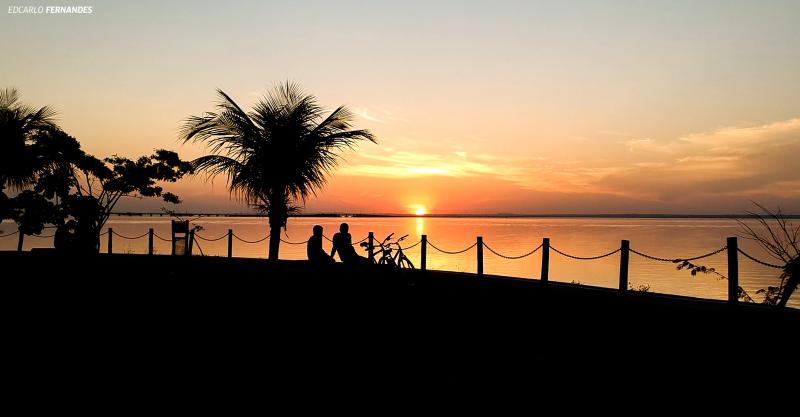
[3,1,799,214]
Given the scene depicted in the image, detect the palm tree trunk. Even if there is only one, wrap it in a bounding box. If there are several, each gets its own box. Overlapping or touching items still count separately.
[268,223,281,260]
[267,192,287,261]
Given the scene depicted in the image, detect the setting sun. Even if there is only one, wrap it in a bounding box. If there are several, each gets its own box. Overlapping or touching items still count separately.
[411,205,427,216]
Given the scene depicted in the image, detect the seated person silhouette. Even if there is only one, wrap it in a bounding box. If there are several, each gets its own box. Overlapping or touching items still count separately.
[307,225,334,264]
[330,223,368,265]
[54,220,76,253]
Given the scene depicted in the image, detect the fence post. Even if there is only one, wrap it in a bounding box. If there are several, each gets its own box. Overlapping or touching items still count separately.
[727,237,739,305]
[17,231,24,252]
[477,236,484,276]
[189,230,195,256]
[421,234,427,271]
[619,240,629,292]
[541,238,550,282]
[108,228,113,254]
[228,229,233,258]
[368,232,374,262]
[148,228,154,255]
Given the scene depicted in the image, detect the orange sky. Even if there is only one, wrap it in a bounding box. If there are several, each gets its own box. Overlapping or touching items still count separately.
[3,2,799,214]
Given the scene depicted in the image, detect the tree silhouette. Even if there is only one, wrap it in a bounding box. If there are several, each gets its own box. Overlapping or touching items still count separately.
[181,82,375,259]
[1,88,58,233]
[0,88,58,190]
[1,88,192,251]
[737,202,799,307]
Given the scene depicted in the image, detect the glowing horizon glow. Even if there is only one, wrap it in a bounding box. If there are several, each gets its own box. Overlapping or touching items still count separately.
[3,1,800,214]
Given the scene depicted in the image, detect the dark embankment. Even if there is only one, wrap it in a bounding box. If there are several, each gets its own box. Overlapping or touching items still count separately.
[3,251,798,390]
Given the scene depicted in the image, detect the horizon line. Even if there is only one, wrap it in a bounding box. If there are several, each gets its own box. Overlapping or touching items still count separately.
[111,212,800,219]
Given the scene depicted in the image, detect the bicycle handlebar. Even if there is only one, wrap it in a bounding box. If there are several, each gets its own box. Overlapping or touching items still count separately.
[360,232,411,252]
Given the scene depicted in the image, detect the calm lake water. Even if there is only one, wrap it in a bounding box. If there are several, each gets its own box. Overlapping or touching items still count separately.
[2,216,796,308]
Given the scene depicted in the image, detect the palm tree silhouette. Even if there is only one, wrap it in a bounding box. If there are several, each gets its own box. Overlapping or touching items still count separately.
[0,88,58,189]
[181,82,375,260]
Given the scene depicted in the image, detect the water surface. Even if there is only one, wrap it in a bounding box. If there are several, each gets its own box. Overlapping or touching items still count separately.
[2,216,795,307]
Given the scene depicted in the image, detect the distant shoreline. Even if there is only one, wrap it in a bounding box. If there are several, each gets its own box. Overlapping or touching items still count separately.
[110,212,800,219]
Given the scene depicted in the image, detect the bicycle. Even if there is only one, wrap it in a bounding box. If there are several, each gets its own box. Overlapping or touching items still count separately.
[361,233,415,269]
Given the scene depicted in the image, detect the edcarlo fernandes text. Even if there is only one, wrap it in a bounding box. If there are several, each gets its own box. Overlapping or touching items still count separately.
[8,5,93,14]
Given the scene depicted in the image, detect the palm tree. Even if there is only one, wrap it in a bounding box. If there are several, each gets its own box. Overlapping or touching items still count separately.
[181,82,376,260]
[0,88,58,189]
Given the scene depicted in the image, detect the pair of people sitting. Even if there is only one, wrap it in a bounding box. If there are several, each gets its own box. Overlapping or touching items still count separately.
[307,223,368,265]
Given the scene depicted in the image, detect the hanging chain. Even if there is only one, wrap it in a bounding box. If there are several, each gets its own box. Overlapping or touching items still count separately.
[280,237,308,245]
[233,233,270,244]
[399,240,422,251]
[550,246,620,260]
[427,241,478,255]
[483,242,542,259]
[195,233,228,242]
[112,230,150,240]
[737,248,784,269]
[630,246,727,263]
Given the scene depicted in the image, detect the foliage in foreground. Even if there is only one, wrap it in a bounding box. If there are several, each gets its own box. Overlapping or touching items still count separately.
[0,88,191,252]
[737,203,799,308]
[675,203,798,308]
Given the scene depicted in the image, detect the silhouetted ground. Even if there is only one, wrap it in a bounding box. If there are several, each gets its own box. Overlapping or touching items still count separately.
[3,251,797,395]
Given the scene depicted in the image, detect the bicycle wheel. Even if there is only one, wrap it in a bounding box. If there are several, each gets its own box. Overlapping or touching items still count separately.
[379,256,396,267]
[398,256,414,269]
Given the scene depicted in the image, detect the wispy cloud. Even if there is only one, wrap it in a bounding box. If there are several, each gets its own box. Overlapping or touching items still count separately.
[351,106,407,124]
[352,107,384,123]
[340,150,498,178]
[597,118,800,201]
[337,117,800,209]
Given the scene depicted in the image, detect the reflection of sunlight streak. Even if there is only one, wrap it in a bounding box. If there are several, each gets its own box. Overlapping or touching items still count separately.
[416,217,424,236]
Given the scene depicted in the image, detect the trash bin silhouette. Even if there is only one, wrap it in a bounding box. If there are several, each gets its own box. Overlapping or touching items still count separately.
[171,220,193,256]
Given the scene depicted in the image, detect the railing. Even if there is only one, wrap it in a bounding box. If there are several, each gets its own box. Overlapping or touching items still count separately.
[4,228,787,305]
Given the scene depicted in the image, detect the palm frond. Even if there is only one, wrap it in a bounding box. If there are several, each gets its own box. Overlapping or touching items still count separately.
[182,83,376,213]
[0,88,20,109]
[1,88,59,188]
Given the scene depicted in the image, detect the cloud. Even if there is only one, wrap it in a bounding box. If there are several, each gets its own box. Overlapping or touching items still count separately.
[626,138,660,152]
[339,150,498,178]
[352,107,383,123]
[351,107,407,124]
[120,117,800,214]
[626,119,800,155]
[675,156,740,163]
[595,118,800,204]
[337,117,800,212]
